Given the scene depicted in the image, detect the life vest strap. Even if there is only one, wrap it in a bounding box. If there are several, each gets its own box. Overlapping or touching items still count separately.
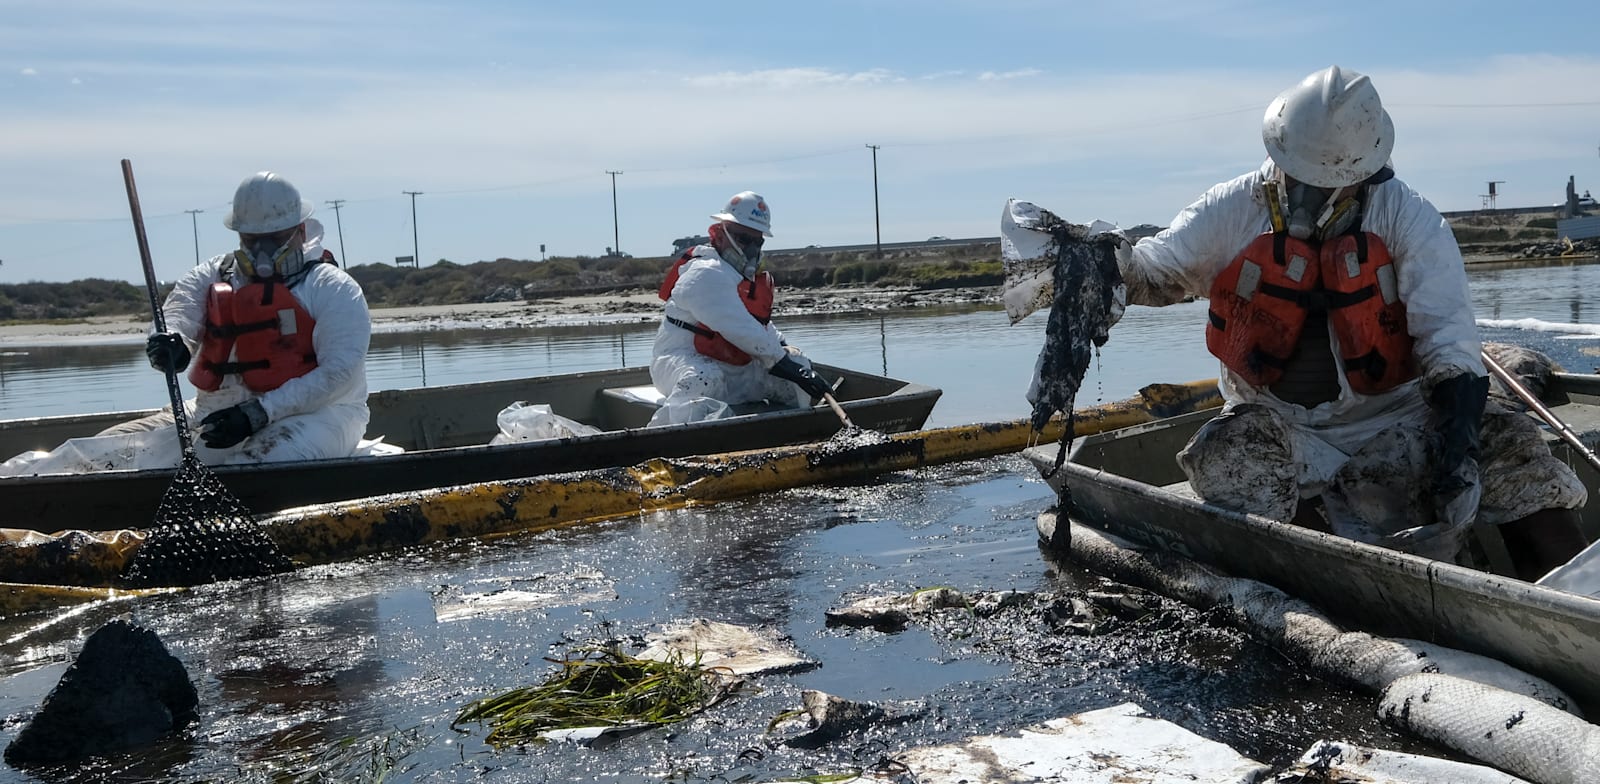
[1257,281,1377,312]
[205,317,279,340]
[1341,349,1390,380]
[666,315,715,338]
[208,359,272,375]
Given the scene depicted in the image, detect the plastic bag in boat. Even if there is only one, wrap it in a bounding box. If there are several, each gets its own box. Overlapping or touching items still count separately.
[0,427,181,477]
[489,402,602,445]
[648,394,731,426]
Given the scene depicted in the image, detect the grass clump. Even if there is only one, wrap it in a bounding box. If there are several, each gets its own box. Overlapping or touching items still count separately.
[453,644,738,747]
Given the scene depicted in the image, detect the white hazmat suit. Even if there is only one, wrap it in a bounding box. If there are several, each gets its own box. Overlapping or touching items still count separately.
[650,244,811,426]
[1117,160,1583,552]
[106,223,371,465]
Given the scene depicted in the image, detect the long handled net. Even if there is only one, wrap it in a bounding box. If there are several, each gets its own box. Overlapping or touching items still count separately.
[117,159,292,588]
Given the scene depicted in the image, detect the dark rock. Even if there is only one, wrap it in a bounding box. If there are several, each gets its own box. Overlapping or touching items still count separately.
[5,618,197,766]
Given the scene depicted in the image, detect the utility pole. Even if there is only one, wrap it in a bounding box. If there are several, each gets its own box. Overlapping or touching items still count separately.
[324,199,347,264]
[866,144,882,258]
[403,191,423,267]
[184,209,204,265]
[605,171,623,256]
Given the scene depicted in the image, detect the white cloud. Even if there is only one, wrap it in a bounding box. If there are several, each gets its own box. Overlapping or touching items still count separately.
[978,68,1041,81]
[2,52,1599,282]
[685,68,901,90]
[20,67,37,76]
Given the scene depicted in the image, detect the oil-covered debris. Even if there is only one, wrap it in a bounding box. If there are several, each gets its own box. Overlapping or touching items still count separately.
[638,619,816,676]
[824,584,1161,639]
[1001,202,1127,475]
[1271,739,1527,784]
[767,690,925,750]
[0,528,142,587]
[804,425,922,470]
[824,586,971,632]
[4,617,196,766]
[452,643,744,748]
[120,454,292,588]
[430,569,615,622]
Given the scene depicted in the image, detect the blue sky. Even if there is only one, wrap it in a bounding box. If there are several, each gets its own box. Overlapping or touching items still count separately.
[2,1,1599,284]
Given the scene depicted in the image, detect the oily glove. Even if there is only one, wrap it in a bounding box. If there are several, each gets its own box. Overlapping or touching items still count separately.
[769,356,833,401]
[199,398,269,449]
[145,332,191,374]
[1427,373,1490,529]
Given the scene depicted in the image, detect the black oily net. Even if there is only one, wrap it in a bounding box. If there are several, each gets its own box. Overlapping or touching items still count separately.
[120,453,292,587]
[1030,221,1124,476]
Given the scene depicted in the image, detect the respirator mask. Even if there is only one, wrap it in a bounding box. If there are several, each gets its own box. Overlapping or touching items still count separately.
[1271,174,1360,241]
[711,223,765,279]
[233,226,305,281]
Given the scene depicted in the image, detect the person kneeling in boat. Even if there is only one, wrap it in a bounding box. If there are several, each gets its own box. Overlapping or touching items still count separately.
[1059,66,1586,580]
[104,171,371,464]
[649,191,833,425]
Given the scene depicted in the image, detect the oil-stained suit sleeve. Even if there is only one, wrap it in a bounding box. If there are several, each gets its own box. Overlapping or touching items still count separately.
[1121,169,1267,307]
[158,256,227,351]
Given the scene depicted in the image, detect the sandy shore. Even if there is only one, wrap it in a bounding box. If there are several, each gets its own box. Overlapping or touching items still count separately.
[0,287,1000,347]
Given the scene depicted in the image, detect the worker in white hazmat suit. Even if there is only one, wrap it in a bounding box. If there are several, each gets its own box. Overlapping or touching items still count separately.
[1011,66,1587,580]
[649,191,833,426]
[105,171,371,464]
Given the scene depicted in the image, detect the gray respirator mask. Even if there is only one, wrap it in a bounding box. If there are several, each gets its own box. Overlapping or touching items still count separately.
[234,232,305,281]
[1281,180,1360,241]
[715,224,764,279]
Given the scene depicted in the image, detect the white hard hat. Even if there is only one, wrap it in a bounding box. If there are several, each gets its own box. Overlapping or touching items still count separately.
[1262,66,1395,188]
[711,191,773,237]
[222,171,314,234]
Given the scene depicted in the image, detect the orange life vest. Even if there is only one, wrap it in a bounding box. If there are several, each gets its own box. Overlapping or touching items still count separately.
[1206,231,1416,395]
[659,250,776,366]
[188,279,319,393]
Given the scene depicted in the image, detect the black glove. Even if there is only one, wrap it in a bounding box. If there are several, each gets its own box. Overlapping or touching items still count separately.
[1428,373,1490,498]
[769,356,833,401]
[145,332,191,373]
[199,399,269,449]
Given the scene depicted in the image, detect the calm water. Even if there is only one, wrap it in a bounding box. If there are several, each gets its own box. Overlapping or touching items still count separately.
[4,262,1600,423]
[1,264,1597,782]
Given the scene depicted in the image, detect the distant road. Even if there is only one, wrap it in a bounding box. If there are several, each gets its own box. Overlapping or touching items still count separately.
[765,236,999,257]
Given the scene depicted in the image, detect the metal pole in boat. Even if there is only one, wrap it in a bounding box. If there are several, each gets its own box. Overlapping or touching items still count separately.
[1482,349,1600,474]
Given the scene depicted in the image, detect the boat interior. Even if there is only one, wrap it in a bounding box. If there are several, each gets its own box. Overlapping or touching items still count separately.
[1063,373,1600,576]
[0,364,920,456]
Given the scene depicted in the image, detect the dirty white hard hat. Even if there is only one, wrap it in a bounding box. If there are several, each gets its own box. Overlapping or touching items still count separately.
[711,191,773,237]
[222,171,315,234]
[1262,66,1395,188]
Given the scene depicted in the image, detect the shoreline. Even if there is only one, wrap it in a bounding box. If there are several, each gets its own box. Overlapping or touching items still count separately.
[5,250,1595,348]
[0,286,1000,348]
